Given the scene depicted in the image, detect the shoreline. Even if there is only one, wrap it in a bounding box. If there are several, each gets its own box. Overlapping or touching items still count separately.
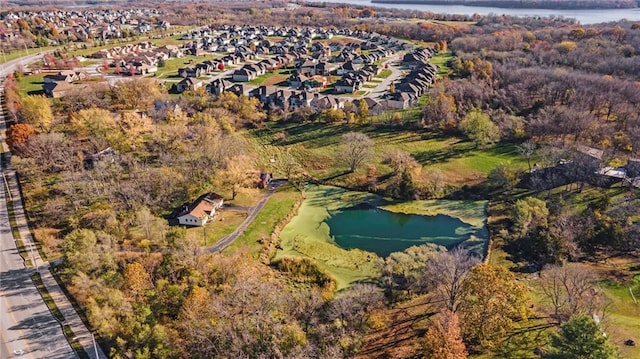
[370,0,639,10]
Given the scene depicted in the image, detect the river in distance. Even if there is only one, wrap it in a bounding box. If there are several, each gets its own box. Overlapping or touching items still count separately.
[307,0,640,24]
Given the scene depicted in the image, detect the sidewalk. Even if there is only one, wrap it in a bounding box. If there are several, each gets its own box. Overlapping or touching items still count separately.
[3,169,107,359]
[1,84,107,358]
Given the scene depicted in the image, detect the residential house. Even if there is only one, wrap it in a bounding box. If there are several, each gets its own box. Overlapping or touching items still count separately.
[384,92,416,109]
[208,78,232,95]
[288,72,309,89]
[175,77,203,93]
[176,192,224,227]
[43,80,76,98]
[334,77,362,94]
[232,67,257,82]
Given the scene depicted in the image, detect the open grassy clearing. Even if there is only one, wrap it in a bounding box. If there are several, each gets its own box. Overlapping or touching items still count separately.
[246,68,293,86]
[430,51,454,77]
[155,55,212,78]
[376,69,393,79]
[186,209,247,246]
[251,122,526,188]
[225,185,301,255]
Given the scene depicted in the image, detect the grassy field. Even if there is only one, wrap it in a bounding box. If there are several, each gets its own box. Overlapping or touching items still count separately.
[376,69,393,79]
[17,74,46,97]
[226,186,301,255]
[251,122,527,188]
[246,68,292,86]
[431,51,454,77]
[156,55,212,78]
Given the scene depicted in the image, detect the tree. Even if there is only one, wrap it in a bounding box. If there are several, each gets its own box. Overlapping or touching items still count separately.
[539,264,603,324]
[423,309,468,359]
[63,229,99,275]
[459,264,531,350]
[427,247,479,312]
[422,89,457,130]
[357,99,369,122]
[69,107,120,149]
[338,132,374,172]
[383,149,420,175]
[123,261,153,299]
[512,197,549,239]
[486,164,519,192]
[220,154,257,199]
[458,108,499,148]
[6,123,36,154]
[518,139,537,172]
[543,315,615,359]
[19,95,53,131]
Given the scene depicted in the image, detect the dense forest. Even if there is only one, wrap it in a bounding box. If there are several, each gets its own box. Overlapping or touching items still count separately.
[3,2,639,358]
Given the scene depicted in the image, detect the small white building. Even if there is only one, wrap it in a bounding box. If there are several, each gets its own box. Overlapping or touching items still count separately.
[176,193,224,227]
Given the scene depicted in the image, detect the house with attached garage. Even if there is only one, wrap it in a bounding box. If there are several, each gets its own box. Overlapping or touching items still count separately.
[176,192,224,227]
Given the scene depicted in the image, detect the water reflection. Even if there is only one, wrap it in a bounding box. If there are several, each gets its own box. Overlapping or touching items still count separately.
[326,205,485,257]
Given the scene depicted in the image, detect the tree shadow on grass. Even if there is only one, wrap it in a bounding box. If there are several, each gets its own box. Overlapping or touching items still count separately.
[414,141,475,166]
[490,321,555,359]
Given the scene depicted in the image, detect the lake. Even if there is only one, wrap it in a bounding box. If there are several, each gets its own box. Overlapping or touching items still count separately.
[308,0,640,24]
[326,204,482,257]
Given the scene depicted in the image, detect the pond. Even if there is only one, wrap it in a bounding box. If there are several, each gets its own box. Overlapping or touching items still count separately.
[326,204,480,257]
[275,185,488,288]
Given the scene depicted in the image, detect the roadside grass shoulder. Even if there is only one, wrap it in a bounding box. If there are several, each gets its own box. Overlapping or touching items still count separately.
[31,272,89,359]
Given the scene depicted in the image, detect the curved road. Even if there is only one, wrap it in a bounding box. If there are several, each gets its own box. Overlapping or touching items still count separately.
[206,180,285,253]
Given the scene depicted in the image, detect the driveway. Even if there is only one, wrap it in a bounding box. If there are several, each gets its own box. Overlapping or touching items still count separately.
[206,180,286,253]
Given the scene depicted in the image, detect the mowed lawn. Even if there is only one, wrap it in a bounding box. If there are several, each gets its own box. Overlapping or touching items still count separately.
[17,74,46,97]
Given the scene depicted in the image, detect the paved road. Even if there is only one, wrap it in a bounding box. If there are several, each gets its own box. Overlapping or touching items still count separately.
[1,55,107,358]
[0,85,76,359]
[206,180,286,253]
[365,58,405,99]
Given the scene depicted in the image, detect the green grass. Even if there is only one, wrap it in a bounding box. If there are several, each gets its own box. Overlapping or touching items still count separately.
[0,46,58,64]
[16,74,45,97]
[3,181,33,265]
[156,55,210,78]
[187,210,247,246]
[226,187,300,255]
[363,84,377,89]
[251,123,525,187]
[431,51,454,78]
[376,69,393,79]
[245,69,290,86]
